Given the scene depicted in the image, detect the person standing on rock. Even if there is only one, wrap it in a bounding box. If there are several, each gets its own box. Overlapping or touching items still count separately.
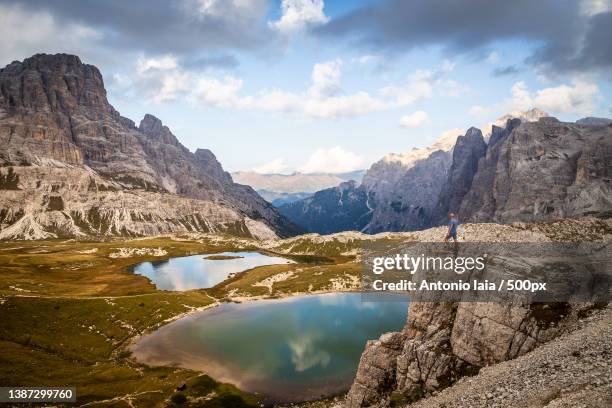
[444,212,459,242]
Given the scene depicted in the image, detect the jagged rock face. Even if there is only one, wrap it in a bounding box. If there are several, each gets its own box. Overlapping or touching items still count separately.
[283,116,612,235]
[461,118,612,222]
[365,150,452,233]
[279,140,455,235]
[346,300,571,408]
[278,130,460,235]
[435,127,487,224]
[456,119,521,223]
[278,181,372,234]
[575,117,612,126]
[0,53,300,239]
[0,164,277,240]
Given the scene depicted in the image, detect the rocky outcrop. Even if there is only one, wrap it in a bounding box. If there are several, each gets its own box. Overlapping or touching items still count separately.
[576,116,612,126]
[454,119,521,222]
[460,118,612,222]
[347,299,577,408]
[345,218,612,407]
[406,305,612,408]
[364,150,452,233]
[0,162,284,240]
[0,53,300,239]
[279,131,460,235]
[435,128,487,223]
[278,181,372,234]
[281,114,612,235]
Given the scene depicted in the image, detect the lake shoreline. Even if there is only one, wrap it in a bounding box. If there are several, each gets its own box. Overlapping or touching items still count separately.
[126,290,409,405]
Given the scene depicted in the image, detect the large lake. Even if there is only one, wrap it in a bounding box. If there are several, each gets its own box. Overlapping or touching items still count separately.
[130,292,409,403]
[132,251,293,290]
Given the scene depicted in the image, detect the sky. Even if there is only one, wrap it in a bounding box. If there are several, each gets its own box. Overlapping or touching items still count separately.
[1,0,611,174]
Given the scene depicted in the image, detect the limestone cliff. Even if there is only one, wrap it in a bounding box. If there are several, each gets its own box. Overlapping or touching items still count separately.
[280,114,612,234]
[0,53,300,239]
[345,219,612,407]
[460,117,612,222]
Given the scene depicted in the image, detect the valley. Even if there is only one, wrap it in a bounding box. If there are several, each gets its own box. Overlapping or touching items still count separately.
[0,234,364,407]
[0,51,610,408]
[1,218,610,406]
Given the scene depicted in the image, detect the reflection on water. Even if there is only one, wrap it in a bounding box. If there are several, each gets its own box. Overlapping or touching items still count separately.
[132,252,293,290]
[130,293,409,403]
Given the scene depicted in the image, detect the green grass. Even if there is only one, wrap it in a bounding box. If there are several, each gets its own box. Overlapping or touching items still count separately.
[0,235,364,406]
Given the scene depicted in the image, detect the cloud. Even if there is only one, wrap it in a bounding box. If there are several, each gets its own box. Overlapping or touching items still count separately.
[580,0,612,16]
[182,54,239,70]
[269,0,329,34]
[469,105,491,117]
[6,0,272,58]
[308,59,342,97]
[316,0,612,75]
[252,158,288,174]
[493,65,521,77]
[297,146,364,173]
[504,80,601,114]
[354,54,378,65]
[399,110,428,128]
[136,55,178,73]
[119,56,462,119]
[0,3,103,64]
[381,63,467,104]
[486,51,499,63]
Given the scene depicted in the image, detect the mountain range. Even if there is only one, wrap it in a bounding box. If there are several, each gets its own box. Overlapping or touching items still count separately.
[0,54,301,240]
[279,110,612,233]
[1,54,610,241]
[232,170,364,206]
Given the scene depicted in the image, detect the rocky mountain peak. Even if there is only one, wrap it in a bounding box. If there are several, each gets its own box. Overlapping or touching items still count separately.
[194,148,232,184]
[0,53,113,115]
[465,127,483,139]
[523,107,549,120]
[139,113,180,146]
[483,108,550,138]
[0,53,301,239]
[576,117,612,126]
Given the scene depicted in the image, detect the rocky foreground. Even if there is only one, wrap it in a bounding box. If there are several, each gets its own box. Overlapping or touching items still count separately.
[343,218,611,408]
[407,305,611,408]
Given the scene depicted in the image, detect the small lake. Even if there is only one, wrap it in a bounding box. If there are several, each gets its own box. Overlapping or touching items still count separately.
[130,292,409,403]
[132,251,293,290]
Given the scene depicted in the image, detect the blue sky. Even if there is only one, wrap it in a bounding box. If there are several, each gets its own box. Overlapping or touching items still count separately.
[1,0,611,173]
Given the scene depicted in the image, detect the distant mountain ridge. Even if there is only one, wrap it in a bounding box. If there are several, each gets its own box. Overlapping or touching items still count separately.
[232,170,365,206]
[280,111,612,233]
[0,53,300,240]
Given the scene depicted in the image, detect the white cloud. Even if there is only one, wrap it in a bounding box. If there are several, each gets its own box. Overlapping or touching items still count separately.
[193,76,245,107]
[269,0,329,34]
[580,0,612,16]
[252,158,288,174]
[308,59,342,97]
[504,80,600,114]
[399,110,429,128]
[354,54,378,65]
[297,146,364,173]
[302,92,388,118]
[124,56,463,119]
[440,59,456,73]
[487,51,499,63]
[136,55,178,73]
[469,105,491,117]
[381,62,467,105]
[381,70,434,105]
[194,0,268,23]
